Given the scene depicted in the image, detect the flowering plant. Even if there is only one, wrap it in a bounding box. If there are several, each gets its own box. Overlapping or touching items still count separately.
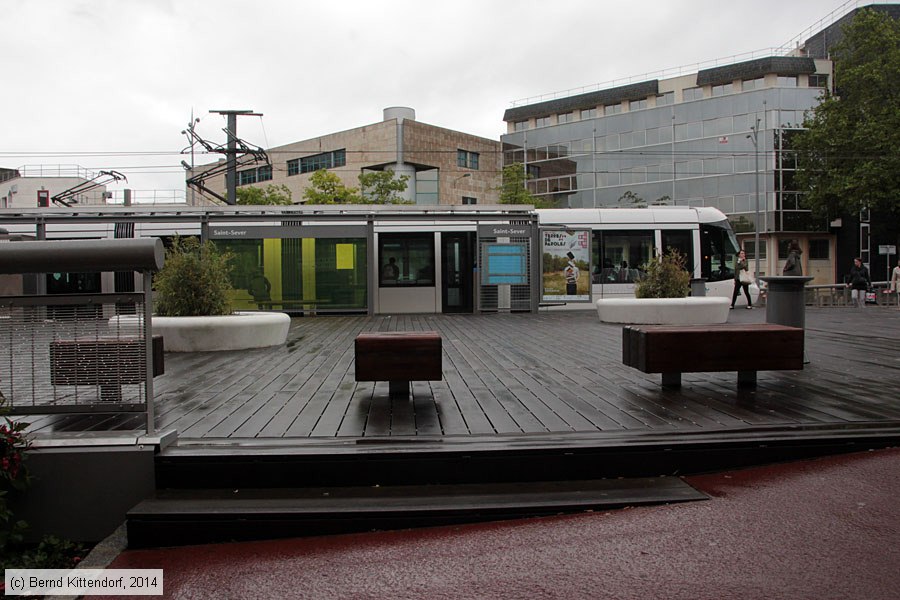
[0,413,30,553]
[0,417,30,490]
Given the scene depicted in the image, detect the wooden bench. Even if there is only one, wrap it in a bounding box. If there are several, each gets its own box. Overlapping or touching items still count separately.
[622,324,803,388]
[49,335,165,402]
[355,331,442,398]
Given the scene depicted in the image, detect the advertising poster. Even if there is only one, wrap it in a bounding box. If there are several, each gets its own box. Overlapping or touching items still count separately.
[542,230,590,302]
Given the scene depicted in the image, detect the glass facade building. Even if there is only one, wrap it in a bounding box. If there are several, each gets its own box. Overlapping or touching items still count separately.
[502,56,836,279]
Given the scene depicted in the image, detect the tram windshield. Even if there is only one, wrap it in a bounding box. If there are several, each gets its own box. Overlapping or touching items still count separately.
[701,219,741,282]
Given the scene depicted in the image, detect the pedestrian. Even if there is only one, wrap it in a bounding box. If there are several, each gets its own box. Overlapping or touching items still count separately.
[884,257,900,308]
[730,249,754,309]
[782,239,803,276]
[846,257,871,309]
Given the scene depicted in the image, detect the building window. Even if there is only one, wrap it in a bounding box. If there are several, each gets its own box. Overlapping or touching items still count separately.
[238,169,257,186]
[287,149,346,176]
[526,164,541,178]
[457,149,480,170]
[558,111,574,123]
[777,75,798,87]
[379,233,435,287]
[535,116,551,127]
[809,74,829,88]
[808,238,829,260]
[580,108,597,119]
[604,104,622,115]
[744,240,767,259]
[712,83,733,96]
[742,77,765,91]
[514,120,529,132]
[682,87,703,101]
[656,92,674,106]
[629,99,647,111]
[462,196,477,205]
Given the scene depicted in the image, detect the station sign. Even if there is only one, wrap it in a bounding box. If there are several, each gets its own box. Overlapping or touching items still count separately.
[477,224,532,238]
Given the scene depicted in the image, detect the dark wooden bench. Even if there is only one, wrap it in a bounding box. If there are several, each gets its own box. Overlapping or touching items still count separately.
[355,331,442,398]
[622,324,804,388]
[49,335,165,401]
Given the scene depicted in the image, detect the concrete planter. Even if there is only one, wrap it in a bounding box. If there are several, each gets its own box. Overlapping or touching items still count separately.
[595,297,730,325]
[111,312,291,352]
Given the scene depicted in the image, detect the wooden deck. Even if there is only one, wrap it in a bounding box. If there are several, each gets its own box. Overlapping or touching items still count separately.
[23,306,900,443]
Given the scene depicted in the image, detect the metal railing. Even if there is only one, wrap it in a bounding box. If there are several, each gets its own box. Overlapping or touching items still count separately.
[0,294,154,417]
[804,282,894,307]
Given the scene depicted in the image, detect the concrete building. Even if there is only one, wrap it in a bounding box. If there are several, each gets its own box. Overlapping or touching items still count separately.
[1,165,112,209]
[500,3,900,284]
[189,108,501,207]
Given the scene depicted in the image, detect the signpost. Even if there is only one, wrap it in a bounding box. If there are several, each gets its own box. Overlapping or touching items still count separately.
[879,245,897,281]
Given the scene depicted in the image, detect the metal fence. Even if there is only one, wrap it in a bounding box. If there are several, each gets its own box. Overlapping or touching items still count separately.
[0,293,155,418]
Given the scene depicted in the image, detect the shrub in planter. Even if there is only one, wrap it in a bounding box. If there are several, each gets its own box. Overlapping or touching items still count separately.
[154,236,234,317]
[634,248,691,298]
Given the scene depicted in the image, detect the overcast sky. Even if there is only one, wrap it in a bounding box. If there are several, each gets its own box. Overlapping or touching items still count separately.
[1,0,854,195]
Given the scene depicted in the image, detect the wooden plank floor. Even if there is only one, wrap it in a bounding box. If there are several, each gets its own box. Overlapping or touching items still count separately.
[22,306,900,442]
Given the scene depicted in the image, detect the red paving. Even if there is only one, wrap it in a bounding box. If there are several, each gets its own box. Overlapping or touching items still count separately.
[101,447,900,600]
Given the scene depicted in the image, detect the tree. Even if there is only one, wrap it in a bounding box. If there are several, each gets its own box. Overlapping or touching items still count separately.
[634,248,691,298]
[358,169,411,204]
[153,236,234,316]
[236,184,293,206]
[302,170,362,204]
[793,8,900,218]
[499,163,557,208]
[618,191,646,207]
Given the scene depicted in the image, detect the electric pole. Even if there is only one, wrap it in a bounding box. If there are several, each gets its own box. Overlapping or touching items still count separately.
[209,109,263,205]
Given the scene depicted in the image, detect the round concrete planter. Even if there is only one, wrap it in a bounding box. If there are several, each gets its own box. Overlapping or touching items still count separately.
[595,297,730,325]
[110,312,291,352]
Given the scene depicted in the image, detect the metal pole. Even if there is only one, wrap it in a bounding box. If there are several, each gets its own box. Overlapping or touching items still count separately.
[226,112,237,205]
[143,271,155,435]
[751,119,761,279]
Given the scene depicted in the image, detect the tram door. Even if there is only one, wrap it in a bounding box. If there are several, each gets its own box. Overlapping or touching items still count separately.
[441,232,474,313]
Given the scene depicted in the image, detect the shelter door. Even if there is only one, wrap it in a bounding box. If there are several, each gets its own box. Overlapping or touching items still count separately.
[442,232,474,313]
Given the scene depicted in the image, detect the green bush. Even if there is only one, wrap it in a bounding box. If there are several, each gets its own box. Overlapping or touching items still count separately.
[153,236,234,317]
[634,248,691,298]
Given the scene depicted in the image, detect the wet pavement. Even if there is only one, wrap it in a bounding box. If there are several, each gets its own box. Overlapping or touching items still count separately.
[97,446,900,600]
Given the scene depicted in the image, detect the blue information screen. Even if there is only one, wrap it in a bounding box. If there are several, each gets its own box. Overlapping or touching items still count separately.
[483,243,528,285]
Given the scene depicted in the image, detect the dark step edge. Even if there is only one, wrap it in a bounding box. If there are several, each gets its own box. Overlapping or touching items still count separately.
[126,478,706,548]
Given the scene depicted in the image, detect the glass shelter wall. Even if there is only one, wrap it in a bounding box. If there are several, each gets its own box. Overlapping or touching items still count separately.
[216,234,368,312]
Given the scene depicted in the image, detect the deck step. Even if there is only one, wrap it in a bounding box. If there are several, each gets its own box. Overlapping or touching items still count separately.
[127,477,706,548]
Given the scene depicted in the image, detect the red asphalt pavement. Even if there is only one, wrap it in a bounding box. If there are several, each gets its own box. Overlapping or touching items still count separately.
[100,447,900,600]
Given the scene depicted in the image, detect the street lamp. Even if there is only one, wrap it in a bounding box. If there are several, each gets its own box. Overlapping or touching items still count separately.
[747,118,762,279]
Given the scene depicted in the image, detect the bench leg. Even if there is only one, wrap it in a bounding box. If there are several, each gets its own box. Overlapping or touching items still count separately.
[389,380,410,399]
[737,370,757,388]
[661,372,681,388]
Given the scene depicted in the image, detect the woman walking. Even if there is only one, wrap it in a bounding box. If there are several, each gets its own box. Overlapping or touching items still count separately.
[731,249,753,309]
[846,257,871,309]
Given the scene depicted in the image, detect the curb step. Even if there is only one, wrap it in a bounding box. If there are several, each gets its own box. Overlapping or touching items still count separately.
[127,477,706,548]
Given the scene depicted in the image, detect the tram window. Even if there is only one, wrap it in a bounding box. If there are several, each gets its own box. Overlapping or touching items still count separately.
[379,233,435,287]
[700,221,740,282]
[593,230,653,284]
[661,230,695,275]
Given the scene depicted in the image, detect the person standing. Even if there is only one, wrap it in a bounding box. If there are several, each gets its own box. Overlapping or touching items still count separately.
[883,257,900,308]
[846,257,871,309]
[730,249,754,309]
[782,239,803,276]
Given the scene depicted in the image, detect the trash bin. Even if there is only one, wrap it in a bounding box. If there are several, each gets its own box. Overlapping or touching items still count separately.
[690,278,707,297]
